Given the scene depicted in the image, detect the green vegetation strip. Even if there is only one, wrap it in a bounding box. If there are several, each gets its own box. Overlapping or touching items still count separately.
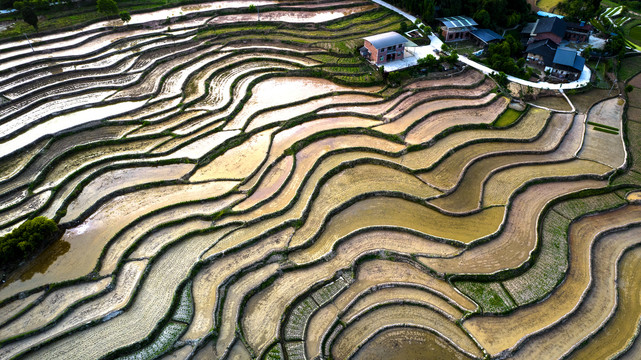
[618,56,641,82]
[494,108,523,128]
[587,121,619,131]
[593,127,620,135]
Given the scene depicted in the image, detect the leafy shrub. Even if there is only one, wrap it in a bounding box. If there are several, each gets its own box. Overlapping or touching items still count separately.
[97,0,119,15]
[0,216,59,268]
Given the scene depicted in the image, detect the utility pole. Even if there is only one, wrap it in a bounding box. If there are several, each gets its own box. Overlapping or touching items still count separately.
[23,33,35,53]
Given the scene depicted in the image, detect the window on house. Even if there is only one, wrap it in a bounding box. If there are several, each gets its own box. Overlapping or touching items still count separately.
[379,56,384,61]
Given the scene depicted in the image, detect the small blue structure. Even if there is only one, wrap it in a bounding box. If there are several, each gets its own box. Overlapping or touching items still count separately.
[537,11,564,19]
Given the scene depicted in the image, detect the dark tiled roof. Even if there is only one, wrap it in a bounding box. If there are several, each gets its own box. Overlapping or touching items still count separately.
[532,17,567,38]
[553,48,585,72]
[437,16,478,29]
[521,22,536,34]
[470,29,504,44]
[363,31,409,49]
[526,39,558,66]
[566,21,592,34]
[566,21,591,30]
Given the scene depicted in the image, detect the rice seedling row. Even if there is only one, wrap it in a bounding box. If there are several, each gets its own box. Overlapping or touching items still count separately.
[510,225,641,359]
[462,205,641,357]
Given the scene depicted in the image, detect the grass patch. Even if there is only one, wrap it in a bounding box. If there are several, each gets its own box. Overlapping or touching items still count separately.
[537,0,563,12]
[322,65,365,74]
[554,192,626,219]
[197,24,279,38]
[629,25,641,44]
[325,9,391,30]
[588,60,612,89]
[601,0,620,7]
[530,95,573,111]
[266,343,283,360]
[493,108,522,127]
[456,281,516,313]
[447,39,481,57]
[117,322,187,360]
[568,88,611,113]
[624,120,641,173]
[618,56,641,81]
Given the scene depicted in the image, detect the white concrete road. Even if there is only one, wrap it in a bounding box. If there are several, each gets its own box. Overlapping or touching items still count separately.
[371,0,591,90]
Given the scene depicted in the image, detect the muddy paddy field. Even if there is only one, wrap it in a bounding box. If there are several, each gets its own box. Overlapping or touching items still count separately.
[0,1,640,359]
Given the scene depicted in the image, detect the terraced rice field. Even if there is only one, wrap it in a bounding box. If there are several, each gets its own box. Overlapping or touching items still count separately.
[0,1,640,359]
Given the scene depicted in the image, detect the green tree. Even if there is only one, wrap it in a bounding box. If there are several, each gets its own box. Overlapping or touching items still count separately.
[400,21,408,33]
[21,5,38,30]
[249,4,256,12]
[626,84,634,93]
[422,0,435,23]
[418,54,440,70]
[557,0,602,20]
[474,9,491,28]
[119,10,131,23]
[484,35,527,79]
[493,71,509,87]
[97,0,119,15]
[604,34,627,59]
[0,217,58,267]
[506,12,521,28]
[444,50,459,65]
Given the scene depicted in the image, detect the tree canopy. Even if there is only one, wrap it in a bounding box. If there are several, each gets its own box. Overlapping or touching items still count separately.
[120,10,131,23]
[604,34,627,59]
[484,34,529,79]
[21,5,38,30]
[556,0,602,21]
[382,0,532,29]
[13,0,48,11]
[97,0,119,15]
[0,216,59,269]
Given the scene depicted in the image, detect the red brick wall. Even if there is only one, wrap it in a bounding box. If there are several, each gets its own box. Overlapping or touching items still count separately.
[364,41,380,64]
[443,29,471,42]
[364,41,404,65]
[535,33,562,45]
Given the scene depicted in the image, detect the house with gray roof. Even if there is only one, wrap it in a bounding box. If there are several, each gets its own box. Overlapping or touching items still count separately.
[523,16,592,45]
[529,17,567,45]
[547,48,586,80]
[361,31,409,65]
[437,16,478,42]
[526,39,558,67]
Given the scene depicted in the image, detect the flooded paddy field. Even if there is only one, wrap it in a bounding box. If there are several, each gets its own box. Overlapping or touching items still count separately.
[0,1,639,359]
